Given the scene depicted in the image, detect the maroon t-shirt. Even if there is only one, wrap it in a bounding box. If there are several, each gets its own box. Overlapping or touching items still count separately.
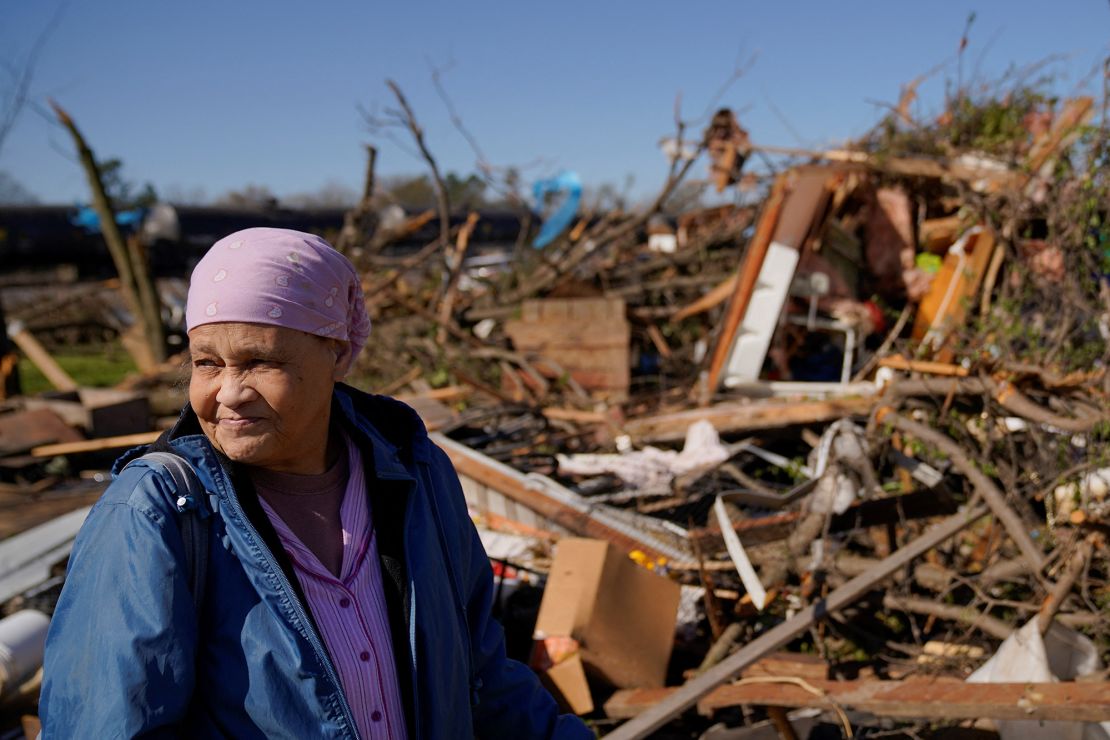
[250,452,348,577]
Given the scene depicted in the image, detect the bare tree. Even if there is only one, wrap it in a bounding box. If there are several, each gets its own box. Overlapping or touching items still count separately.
[50,100,166,369]
[0,1,67,157]
[363,81,452,248]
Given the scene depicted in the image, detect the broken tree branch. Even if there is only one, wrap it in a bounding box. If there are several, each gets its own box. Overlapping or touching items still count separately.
[381,79,451,247]
[48,99,165,368]
[875,409,1046,576]
[436,211,480,343]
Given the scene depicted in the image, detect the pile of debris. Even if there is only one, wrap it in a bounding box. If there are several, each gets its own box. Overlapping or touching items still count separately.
[2,81,1110,739]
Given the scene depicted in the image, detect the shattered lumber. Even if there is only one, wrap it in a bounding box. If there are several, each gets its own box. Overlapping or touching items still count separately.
[606,679,1110,723]
[31,431,161,457]
[7,323,77,392]
[622,397,875,444]
[433,433,689,564]
[704,175,788,391]
[750,144,1020,189]
[603,504,988,739]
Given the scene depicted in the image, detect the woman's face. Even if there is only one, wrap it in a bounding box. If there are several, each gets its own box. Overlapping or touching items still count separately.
[188,323,346,474]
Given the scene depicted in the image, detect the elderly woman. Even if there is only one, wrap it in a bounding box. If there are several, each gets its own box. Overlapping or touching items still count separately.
[41,228,589,739]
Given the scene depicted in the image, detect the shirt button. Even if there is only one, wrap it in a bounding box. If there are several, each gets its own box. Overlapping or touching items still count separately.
[371,710,382,722]
[339,597,351,608]
[360,651,370,662]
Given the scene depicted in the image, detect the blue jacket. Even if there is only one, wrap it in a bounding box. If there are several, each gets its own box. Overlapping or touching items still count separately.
[41,385,592,739]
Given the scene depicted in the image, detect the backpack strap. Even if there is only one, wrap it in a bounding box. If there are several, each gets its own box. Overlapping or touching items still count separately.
[124,452,210,616]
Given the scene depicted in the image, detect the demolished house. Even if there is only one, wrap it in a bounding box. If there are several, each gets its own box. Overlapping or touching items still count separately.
[2,83,1110,739]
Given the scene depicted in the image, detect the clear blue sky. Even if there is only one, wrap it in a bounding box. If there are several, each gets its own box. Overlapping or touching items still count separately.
[2,0,1108,205]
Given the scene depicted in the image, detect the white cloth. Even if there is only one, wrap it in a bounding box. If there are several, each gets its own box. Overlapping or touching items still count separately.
[968,618,1110,740]
[557,420,730,491]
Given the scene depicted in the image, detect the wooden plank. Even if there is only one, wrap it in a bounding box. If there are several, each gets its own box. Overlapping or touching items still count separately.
[1025,97,1094,175]
[877,355,969,377]
[541,408,608,424]
[0,490,100,540]
[919,215,962,253]
[435,434,685,564]
[607,679,1110,723]
[705,176,787,391]
[0,408,84,457]
[605,688,675,718]
[623,396,875,444]
[671,274,737,322]
[8,324,78,392]
[771,168,835,248]
[740,653,828,681]
[602,504,988,739]
[32,430,160,457]
[701,679,1110,722]
[394,385,470,402]
[912,228,996,348]
[750,145,1020,190]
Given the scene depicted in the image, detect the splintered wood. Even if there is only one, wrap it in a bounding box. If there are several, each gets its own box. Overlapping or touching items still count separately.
[607,679,1110,723]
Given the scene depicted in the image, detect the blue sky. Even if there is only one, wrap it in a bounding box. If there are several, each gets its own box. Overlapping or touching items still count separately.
[2,1,1108,205]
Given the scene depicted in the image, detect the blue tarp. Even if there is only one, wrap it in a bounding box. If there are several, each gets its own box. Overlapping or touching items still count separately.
[70,205,146,235]
[531,171,581,248]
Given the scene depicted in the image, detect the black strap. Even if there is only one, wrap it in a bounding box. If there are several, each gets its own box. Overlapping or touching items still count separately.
[125,452,209,615]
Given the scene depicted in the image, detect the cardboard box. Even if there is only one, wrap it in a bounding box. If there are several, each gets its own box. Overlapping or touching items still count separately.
[538,652,594,715]
[533,538,681,713]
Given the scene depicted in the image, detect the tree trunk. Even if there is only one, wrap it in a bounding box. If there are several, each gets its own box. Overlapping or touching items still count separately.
[50,100,165,369]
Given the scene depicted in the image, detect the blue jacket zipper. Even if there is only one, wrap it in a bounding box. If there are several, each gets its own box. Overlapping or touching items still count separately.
[218,464,362,738]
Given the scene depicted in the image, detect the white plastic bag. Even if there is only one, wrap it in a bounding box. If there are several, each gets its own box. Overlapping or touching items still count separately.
[968,618,1110,740]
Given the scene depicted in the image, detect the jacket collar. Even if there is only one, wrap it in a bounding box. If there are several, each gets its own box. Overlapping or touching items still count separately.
[333,383,430,479]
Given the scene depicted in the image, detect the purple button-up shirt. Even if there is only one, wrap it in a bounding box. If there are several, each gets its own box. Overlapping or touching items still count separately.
[258,435,408,740]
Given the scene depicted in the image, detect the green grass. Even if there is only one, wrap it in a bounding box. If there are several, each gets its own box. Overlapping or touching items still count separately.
[16,343,138,395]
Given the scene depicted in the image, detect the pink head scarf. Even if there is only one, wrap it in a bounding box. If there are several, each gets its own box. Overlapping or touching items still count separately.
[185,228,370,367]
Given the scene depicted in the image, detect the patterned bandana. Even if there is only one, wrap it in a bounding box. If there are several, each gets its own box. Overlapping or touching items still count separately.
[185,228,370,369]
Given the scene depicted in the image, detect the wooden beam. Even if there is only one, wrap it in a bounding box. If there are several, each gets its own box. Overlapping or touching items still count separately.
[541,408,608,424]
[877,355,969,377]
[750,144,1020,190]
[603,504,988,739]
[623,396,875,444]
[32,431,160,457]
[434,434,684,563]
[1025,97,1093,176]
[607,679,1110,723]
[7,324,77,392]
[671,274,737,322]
[394,385,470,403]
[705,176,788,391]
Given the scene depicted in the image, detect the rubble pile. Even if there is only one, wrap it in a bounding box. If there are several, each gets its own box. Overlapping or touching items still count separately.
[2,81,1110,738]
